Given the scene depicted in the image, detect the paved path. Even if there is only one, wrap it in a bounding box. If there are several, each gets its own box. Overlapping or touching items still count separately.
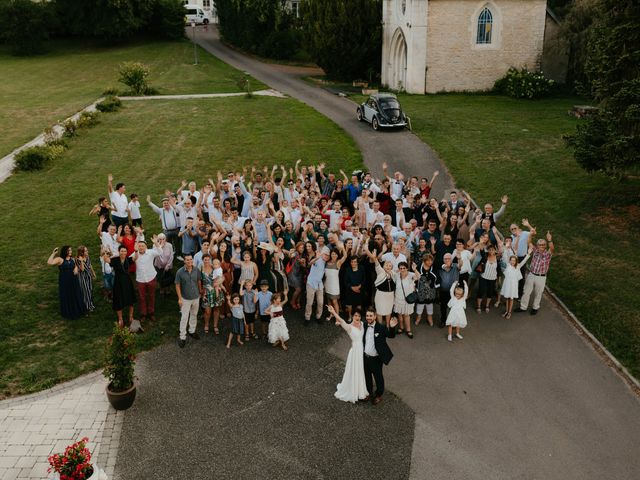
[0,373,122,480]
[115,320,414,479]
[194,27,640,479]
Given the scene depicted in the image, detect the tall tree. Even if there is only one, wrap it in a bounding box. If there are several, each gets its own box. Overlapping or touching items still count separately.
[566,0,640,176]
[300,0,381,81]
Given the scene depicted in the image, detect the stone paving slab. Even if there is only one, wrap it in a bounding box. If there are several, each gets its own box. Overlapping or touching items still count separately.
[0,372,123,480]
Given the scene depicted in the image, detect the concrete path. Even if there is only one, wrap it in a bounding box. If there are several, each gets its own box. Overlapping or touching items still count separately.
[195,28,453,197]
[0,372,123,480]
[194,27,640,479]
[119,89,285,101]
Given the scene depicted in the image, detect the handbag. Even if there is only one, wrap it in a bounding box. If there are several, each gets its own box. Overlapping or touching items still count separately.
[401,276,417,304]
[475,260,486,274]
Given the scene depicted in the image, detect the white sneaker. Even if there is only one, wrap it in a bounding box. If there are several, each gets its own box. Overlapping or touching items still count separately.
[456,333,463,340]
[447,334,452,342]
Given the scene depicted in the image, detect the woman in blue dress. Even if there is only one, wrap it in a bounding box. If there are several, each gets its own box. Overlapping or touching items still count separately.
[47,246,86,320]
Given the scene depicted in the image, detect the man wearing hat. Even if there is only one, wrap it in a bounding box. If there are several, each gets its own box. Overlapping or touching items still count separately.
[147,195,180,250]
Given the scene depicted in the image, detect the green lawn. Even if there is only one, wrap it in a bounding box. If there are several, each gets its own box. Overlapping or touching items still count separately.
[0,39,265,156]
[400,93,640,378]
[0,96,361,399]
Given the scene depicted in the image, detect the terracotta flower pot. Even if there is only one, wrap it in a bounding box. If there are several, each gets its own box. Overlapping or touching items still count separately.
[105,380,136,411]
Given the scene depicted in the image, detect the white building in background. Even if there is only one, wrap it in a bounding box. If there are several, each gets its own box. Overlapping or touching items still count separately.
[183,0,218,23]
[382,0,563,94]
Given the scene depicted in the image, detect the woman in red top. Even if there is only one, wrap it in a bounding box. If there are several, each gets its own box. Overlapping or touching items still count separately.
[116,224,137,273]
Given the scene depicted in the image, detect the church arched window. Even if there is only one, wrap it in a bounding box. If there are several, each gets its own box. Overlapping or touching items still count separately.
[476,7,493,44]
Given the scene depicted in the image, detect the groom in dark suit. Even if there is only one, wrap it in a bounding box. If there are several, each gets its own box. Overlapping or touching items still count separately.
[362,307,397,405]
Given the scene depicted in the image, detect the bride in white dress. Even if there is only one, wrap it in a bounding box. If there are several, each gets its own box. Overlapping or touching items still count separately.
[327,305,369,403]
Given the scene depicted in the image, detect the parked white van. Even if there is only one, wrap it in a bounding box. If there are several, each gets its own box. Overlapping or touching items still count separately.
[184,4,210,25]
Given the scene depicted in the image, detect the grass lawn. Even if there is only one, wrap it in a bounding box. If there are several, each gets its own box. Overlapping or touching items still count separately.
[0,96,362,399]
[399,93,640,378]
[0,38,266,157]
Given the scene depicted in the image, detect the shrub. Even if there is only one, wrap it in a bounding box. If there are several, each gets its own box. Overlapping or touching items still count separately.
[103,325,136,392]
[102,87,120,96]
[0,0,53,55]
[96,96,123,113]
[62,119,78,138]
[76,111,100,129]
[494,67,555,99]
[118,62,151,95]
[14,145,62,172]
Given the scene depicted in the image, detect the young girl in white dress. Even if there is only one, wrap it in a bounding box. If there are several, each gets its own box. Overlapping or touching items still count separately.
[266,292,290,351]
[446,281,469,342]
[327,305,368,403]
[500,245,532,319]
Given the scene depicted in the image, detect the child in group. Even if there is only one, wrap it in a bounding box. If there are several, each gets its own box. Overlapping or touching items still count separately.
[90,197,113,232]
[99,245,114,302]
[446,280,469,342]
[128,193,142,227]
[265,291,290,351]
[240,280,258,341]
[225,293,245,348]
[500,245,532,319]
[256,279,273,339]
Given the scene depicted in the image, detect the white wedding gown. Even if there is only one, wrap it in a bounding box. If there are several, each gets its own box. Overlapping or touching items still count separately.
[335,324,369,403]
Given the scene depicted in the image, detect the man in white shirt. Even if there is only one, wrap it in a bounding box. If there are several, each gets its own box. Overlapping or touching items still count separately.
[107,174,129,228]
[382,162,405,200]
[365,200,384,229]
[98,222,119,255]
[381,243,407,273]
[131,237,162,322]
[327,201,343,231]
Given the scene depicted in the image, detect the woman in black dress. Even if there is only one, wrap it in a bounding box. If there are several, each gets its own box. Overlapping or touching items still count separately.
[343,256,366,319]
[103,245,136,327]
[47,246,86,320]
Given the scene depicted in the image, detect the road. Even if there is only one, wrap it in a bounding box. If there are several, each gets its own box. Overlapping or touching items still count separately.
[194,27,453,197]
[188,27,640,480]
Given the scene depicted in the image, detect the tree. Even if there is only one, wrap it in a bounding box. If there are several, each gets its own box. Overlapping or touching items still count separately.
[54,0,153,41]
[565,0,640,177]
[216,0,300,60]
[0,0,54,55]
[300,0,381,81]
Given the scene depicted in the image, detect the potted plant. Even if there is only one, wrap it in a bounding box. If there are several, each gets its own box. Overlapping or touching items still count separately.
[48,437,107,479]
[103,324,137,410]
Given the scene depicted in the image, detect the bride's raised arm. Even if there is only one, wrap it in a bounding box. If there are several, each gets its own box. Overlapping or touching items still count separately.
[327,305,350,332]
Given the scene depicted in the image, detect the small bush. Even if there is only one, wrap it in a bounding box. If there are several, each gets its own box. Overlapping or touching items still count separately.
[118,62,151,95]
[76,111,100,129]
[14,145,62,172]
[62,119,78,138]
[102,87,120,96]
[103,325,136,392]
[494,67,555,99]
[96,96,123,113]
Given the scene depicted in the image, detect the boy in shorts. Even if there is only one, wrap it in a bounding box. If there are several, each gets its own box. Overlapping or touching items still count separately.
[240,279,258,340]
[256,279,273,339]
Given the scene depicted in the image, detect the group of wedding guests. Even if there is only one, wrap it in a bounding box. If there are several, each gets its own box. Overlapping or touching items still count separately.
[49,161,556,350]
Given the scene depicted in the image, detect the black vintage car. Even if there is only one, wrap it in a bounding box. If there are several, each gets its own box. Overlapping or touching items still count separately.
[356,93,408,131]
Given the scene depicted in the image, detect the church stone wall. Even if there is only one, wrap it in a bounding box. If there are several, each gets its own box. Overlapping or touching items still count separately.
[425,0,547,93]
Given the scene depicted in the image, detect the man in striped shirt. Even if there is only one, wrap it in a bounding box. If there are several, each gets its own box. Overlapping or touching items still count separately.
[517,231,555,315]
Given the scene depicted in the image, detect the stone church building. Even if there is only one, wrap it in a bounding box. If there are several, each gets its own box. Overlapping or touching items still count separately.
[381,0,564,93]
